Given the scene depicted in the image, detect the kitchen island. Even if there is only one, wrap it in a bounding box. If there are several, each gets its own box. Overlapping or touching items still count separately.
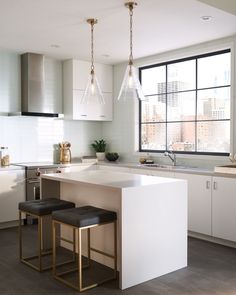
[41,170,187,289]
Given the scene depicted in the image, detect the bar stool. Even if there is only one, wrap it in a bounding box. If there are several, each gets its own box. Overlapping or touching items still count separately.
[52,206,117,292]
[19,198,75,271]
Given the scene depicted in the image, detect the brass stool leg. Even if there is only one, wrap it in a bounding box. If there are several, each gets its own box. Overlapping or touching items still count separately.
[38,216,42,271]
[87,228,91,267]
[73,228,76,260]
[19,211,23,260]
[78,228,82,291]
[52,220,56,276]
[114,220,117,279]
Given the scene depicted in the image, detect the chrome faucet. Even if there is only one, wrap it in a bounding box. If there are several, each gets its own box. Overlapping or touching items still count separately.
[164,151,176,166]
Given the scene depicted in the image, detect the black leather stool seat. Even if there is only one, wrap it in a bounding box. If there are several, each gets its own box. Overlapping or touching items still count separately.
[18,198,75,216]
[52,206,117,228]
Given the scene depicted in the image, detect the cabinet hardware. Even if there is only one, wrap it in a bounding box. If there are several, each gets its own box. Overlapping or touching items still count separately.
[81,114,87,117]
[213,181,217,190]
[100,115,105,117]
[206,180,211,189]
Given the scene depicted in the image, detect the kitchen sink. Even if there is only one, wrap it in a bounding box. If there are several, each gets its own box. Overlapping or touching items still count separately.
[139,164,196,170]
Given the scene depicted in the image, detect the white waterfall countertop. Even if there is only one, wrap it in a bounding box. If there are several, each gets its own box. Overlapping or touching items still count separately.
[41,169,182,189]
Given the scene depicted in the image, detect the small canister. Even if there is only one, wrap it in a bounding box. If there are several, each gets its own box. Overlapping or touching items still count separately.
[1,147,10,166]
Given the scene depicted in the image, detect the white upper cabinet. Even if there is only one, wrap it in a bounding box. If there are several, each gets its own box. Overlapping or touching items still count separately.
[72,60,90,90]
[0,52,21,114]
[63,59,113,121]
[93,63,113,93]
[71,90,112,121]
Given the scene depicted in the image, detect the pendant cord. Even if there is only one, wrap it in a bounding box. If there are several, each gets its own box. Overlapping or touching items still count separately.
[129,4,133,66]
[91,21,94,73]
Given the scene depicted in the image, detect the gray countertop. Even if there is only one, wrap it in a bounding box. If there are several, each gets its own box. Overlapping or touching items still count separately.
[98,161,236,178]
[0,165,25,172]
[3,160,235,178]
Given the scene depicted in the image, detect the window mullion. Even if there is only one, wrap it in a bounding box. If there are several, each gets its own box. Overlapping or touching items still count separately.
[165,64,168,151]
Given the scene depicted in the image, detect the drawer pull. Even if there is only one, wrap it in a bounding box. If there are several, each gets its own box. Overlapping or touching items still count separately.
[213,181,217,190]
[206,180,211,189]
[81,114,87,117]
[100,115,105,118]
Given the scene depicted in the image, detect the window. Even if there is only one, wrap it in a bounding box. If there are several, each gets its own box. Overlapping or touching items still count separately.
[139,49,231,155]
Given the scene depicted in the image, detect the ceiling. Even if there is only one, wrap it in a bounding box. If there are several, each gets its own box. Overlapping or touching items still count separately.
[0,0,236,64]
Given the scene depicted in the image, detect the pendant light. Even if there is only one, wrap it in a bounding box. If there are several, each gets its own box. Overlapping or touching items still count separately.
[81,19,105,104]
[117,1,145,101]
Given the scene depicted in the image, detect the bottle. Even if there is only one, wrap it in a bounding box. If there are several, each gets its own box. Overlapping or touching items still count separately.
[1,147,10,166]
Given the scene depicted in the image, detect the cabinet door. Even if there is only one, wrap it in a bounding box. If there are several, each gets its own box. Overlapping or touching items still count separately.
[72,60,90,90]
[212,176,236,242]
[0,169,25,223]
[95,63,113,93]
[98,93,113,121]
[72,60,112,93]
[175,173,212,235]
[73,89,112,121]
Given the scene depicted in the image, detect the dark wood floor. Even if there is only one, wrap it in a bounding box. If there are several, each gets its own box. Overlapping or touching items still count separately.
[1,226,236,295]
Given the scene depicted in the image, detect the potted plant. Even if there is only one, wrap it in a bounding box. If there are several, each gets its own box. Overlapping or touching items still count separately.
[91,139,106,161]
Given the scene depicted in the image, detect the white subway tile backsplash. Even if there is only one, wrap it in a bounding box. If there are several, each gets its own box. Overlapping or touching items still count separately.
[0,116,102,163]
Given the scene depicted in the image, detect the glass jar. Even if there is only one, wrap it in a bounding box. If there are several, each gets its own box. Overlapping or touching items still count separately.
[1,147,10,166]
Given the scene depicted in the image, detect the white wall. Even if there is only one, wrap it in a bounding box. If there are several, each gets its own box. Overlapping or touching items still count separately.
[0,51,102,163]
[102,36,236,168]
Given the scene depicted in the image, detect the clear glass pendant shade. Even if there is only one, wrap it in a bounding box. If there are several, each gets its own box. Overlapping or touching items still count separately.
[117,64,145,101]
[81,71,105,104]
[81,18,105,105]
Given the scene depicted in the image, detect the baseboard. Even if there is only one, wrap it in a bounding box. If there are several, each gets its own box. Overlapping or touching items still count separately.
[0,220,19,229]
[188,231,236,248]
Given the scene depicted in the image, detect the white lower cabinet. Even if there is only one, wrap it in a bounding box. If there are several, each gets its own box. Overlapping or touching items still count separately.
[175,173,212,236]
[212,176,236,242]
[0,169,25,223]
[63,59,113,121]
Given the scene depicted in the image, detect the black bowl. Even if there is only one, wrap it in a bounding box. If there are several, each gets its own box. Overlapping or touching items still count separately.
[106,152,119,162]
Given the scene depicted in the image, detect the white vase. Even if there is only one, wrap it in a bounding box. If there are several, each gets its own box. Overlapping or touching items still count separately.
[96,152,105,161]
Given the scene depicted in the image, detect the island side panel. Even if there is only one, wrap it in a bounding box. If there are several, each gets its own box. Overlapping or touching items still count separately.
[121,180,187,289]
[41,178,60,199]
[60,182,122,273]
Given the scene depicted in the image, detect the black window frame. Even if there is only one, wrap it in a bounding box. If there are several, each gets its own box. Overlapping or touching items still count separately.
[139,49,231,156]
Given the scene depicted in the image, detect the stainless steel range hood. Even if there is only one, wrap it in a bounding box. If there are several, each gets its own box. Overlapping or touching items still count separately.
[9,53,62,117]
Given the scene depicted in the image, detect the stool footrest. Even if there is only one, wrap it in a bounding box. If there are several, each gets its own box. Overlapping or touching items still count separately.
[21,258,52,272]
[56,236,74,245]
[22,251,52,261]
[54,273,116,292]
[90,247,115,259]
